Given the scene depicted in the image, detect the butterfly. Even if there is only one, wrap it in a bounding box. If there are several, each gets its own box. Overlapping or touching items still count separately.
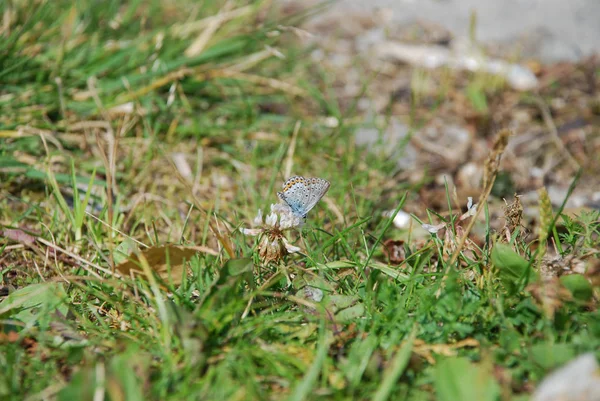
[277,176,330,218]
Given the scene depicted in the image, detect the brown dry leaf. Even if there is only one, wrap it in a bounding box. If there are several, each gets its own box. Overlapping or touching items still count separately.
[2,228,36,245]
[412,338,480,364]
[383,239,406,265]
[256,342,315,366]
[115,245,199,285]
[0,331,20,343]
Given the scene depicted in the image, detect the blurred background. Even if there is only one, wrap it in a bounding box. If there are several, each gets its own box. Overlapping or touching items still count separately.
[301,0,600,216]
[316,0,600,62]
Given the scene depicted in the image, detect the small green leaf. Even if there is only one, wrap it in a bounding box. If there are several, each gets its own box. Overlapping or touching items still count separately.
[319,260,356,270]
[0,283,68,327]
[435,357,500,401]
[326,294,359,312]
[560,274,593,301]
[530,342,575,370]
[491,243,537,294]
[292,272,336,292]
[335,303,365,324]
[367,261,410,281]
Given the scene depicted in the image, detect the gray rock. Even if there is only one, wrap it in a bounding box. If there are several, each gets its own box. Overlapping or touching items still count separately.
[533,353,600,401]
[311,0,600,62]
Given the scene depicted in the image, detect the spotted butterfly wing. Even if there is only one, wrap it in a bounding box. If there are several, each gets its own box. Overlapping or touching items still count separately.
[277,176,330,218]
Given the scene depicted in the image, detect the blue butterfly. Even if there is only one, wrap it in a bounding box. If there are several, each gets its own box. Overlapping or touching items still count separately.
[277,176,330,218]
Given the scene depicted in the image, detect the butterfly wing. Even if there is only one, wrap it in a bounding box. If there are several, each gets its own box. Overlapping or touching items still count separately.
[303,177,330,215]
[277,176,329,218]
[277,176,308,216]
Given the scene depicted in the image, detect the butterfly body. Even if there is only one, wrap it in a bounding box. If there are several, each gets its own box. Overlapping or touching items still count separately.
[277,176,330,218]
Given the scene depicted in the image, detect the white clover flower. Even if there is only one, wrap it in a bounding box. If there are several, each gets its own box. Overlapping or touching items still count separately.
[422,198,478,234]
[241,203,304,262]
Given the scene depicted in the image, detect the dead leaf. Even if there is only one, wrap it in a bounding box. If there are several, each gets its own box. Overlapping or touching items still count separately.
[412,338,480,364]
[383,239,406,264]
[0,331,20,343]
[115,245,199,285]
[2,228,36,245]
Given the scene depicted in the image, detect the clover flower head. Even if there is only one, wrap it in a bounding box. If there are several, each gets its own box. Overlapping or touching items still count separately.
[241,203,303,262]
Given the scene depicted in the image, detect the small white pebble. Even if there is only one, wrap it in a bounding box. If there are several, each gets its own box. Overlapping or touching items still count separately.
[303,286,324,303]
[324,116,339,128]
[382,210,411,229]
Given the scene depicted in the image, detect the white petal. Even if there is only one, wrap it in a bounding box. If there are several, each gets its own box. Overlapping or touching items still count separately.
[467,197,473,210]
[266,212,278,227]
[279,212,303,229]
[467,203,478,216]
[422,223,446,234]
[283,238,301,253]
[240,228,262,236]
[253,209,264,226]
